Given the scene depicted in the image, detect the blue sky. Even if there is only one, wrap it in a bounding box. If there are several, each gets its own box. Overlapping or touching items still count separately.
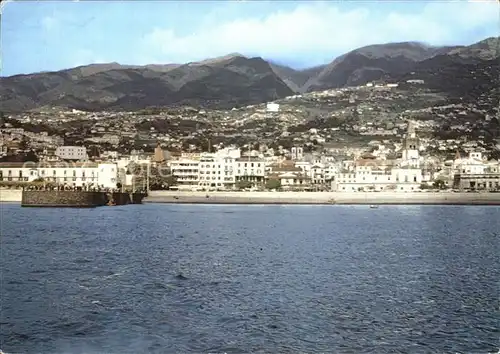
[2,0,499,76]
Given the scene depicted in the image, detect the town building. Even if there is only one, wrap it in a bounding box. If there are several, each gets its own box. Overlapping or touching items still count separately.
[235,156,266,186]
[181,147,266,190]
[266,103,280,113]
[0,162,119,189]
[267,160,312,190]
[452,152,500,190]
[334,158,422,192]
[290,146,304,161]
[334,121,424,192]
[453,172,500,191]
[55,146,88,161]
[198,150,236,190]
[169,157,200,189]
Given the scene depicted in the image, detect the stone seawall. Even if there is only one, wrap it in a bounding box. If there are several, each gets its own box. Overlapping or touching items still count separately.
[21,190,108,207]
[145,191,500,205]
[110,192,131,205]
[108,192,147,205]
[16,190,148,207]
[131,193,147,204]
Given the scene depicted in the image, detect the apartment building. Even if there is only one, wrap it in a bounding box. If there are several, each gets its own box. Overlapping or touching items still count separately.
[169,147,267,190]
[55,146,88,161]
[234,157,266,185]
[199,153,235,189]
[170,158,200,189]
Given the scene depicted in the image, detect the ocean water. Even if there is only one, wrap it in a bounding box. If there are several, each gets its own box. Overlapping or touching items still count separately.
[0,204,499,353]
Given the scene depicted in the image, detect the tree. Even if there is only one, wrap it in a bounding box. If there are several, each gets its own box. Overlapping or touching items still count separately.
[420,183,431,190]
[265,179,281,190]
[163,175,177,188]
[19,137,29,151]
[132,164,177,190]
[236,180,253,190]
[24,150,39,163]
[433,179,447,190]
[87,145,101,158]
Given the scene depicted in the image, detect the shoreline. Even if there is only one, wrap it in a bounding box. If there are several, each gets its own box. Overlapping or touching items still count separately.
[144,191,500,206]
[2,189,500,206]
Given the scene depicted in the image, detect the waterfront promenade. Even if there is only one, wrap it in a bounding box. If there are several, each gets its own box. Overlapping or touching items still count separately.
[2,189,500,205]
[0,189,22,202]
[144,190,500,205]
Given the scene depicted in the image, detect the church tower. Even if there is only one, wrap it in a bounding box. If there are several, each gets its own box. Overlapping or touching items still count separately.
[402,120,420,167]
[153,143,165,165]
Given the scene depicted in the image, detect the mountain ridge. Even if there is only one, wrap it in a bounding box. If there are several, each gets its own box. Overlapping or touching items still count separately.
[0,36,498,113]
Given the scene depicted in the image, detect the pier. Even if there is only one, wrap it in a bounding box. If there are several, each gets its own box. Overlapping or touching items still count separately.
[20,189,147,208]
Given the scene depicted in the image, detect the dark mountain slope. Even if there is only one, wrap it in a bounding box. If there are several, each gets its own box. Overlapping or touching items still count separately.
[447,36,499,60]
[305,52,418,91]
[0,55,292,112]
[160,57,294,109]
[298,38,497,92]
[390,54,499,102]
[302,41,458,92]
[269,63,326,92]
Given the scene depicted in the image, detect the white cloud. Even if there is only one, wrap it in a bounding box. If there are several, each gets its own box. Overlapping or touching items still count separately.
[142,1,499,66]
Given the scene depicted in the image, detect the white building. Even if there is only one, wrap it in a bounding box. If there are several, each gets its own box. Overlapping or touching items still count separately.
[170,158,200,189]
[0,162,119,189]
[450,152,500,190]
[291,146,304,161]
[452,152,500,190]
[169,147,266,190]
[335,121,425,192]
[324,163,338,182]
[266,103,280,112]
[55,146,88,161]
[198,153,236,190]
[293,159,338,188]
[334,160,422,192]
[234,156,266,186]
[453,152,487,175]
[310,163,326,185]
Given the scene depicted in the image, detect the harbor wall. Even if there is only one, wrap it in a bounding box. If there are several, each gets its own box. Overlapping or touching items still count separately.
[145,191,500,205]
[109,192,147,205]
[0,189,148,206]
[21,190,108,207]
[131,192,148,204]
[110,192,131,205]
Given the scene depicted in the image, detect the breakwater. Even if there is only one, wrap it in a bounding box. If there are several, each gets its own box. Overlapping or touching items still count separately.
[20,190,147,208]
[22,190,106,207]
[144,191,500,205]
